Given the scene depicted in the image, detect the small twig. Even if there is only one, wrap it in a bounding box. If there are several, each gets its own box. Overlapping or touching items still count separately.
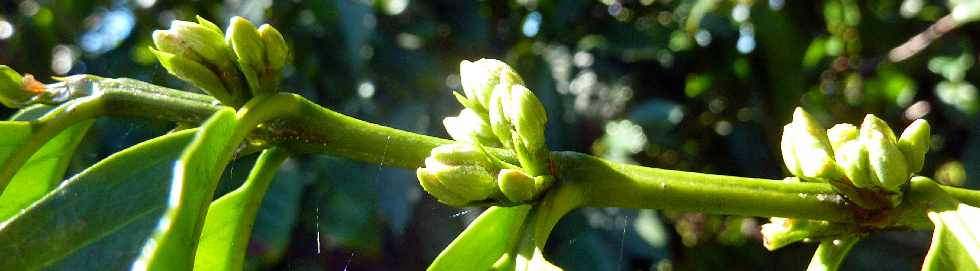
[888,14,960,63]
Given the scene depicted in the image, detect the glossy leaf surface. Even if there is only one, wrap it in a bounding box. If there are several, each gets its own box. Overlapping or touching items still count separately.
[0,129,196,270]
[0,119,92,221]
[195,148,289,270]
[428,205,532,271]
[135,108,241,270]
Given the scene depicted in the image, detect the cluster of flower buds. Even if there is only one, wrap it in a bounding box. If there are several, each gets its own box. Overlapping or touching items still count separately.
[416,144,554,206]
[151,16,287,107]
[781,107,931,208]
[418,59,554,206]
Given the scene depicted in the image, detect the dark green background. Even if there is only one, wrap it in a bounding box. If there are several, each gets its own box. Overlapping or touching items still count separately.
[0,0,975,270]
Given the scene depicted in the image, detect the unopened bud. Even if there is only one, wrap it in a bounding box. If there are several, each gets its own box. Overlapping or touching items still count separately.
[860,115,909,191]
[151,48,234,105]
[443,109,498,146]
[781,108,837,181]
[834,140,873,189]
[430,143,492,167]
[488,85,515,149]
[169,20,233,69]
[780,125,803,178]
[258,24,288,72]
[153,17,246,106]
[508,85,548,152]
[827,123,858,152]
[227,16,265,94]
[459,59,523,112]
[196,15,222,36]
[897,119,930,174]
[497,169,536,202]
[417,168,470,207]
[431,164,496,201]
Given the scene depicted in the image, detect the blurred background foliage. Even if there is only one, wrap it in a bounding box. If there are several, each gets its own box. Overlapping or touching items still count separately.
[2,0,980,270]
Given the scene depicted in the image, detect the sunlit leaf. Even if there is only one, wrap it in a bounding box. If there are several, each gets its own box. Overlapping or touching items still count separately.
[919,177,980,271]
[195,148,289,270]
[0,129,196,270]
[0,117,92,220]
[429,206,532,271]
[135,107,242,270]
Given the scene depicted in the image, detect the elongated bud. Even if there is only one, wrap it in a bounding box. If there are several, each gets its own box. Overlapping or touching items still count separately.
[780,125,804,177]
[459,59,523,112]
[417,168,470,207]
[0,66,31,108]
[860,115,909,191]
[227,16,265,94]
[430,143,492,167]
[153,17,247,106]
[497,169,536,202]
[898,119,930,174]
[258,24,288,72]
[508,85,548,152]
[169,21,230,65]
[827,123,858,152]
[489,85,514,149]
[151,48,234,105]
[443,109,498,146]
[196,15,222,35]
[781,108,838,181]
[834,140,873,188]
[424,157,497,201]
[152,30,196,61]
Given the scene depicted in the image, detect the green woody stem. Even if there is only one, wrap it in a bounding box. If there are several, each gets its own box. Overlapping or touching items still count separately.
[7,76,980,229]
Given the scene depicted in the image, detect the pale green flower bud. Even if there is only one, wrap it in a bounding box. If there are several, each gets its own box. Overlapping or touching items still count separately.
[507,85,548,152]
[169,20,231,67]
[0,65,31,108]
[834,140,873,189]
[827,123,858,152]
[195,15,222,36]
[459,59,524,112]
[488,84,515,149]
[897,119,930,174]
[443,109,498,146]
[152,17,246,106]
[227,16,265,94]
[150,48,234,105]
[781,108,837,181]
[860,115,909,191]
[258,24,288,72]
[430,162,496,201]
[417,168,470,207]
[497,169,536,202]
[488,84,550,176]
[430,143,492,167]
[780,124,804,178]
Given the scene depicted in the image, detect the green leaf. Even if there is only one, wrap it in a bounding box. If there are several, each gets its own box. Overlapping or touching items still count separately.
[195,148,289,270]
[0,117,92,221]
[916,177,980,271]
[245,158,309,268]
[0,129,196,270]
[806,236,860,271]
[428,206,532,271]
[0,122,32,177]
[135,107,243,270]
